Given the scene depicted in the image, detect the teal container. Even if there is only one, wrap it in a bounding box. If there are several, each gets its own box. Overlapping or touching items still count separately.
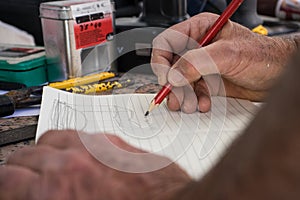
[0,56,47,87]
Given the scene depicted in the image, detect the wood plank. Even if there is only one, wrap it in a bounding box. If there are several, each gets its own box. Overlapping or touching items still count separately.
[0,116,38,146]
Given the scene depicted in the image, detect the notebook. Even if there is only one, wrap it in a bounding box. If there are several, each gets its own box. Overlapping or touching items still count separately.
[36,86,258,179]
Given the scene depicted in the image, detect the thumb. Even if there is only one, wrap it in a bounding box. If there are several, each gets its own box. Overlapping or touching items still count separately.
[168,48,220,87]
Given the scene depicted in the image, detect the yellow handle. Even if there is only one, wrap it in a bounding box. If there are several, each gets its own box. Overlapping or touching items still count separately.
[49,72,116,89]
[66,79,132,94]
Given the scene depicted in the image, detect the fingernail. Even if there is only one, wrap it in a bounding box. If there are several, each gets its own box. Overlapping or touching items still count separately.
[168,69,187,86]
[198,94,211,113]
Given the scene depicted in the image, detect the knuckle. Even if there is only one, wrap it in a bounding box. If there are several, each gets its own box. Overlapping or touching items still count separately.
[62,151,93,172]
[177,52,199,78]
[152,36,161,48]
[152,33,170,52]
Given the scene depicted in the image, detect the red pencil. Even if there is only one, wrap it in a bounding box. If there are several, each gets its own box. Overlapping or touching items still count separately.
[145,0,244,116]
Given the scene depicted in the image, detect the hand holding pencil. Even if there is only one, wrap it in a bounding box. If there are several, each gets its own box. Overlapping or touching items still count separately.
[149,0,277,114]
[146,0,243,116]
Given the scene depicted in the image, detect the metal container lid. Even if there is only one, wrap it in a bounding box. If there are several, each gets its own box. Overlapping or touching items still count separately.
[40,0,100,20]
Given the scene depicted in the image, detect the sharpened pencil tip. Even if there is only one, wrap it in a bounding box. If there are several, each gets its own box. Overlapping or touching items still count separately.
[144,111,149,117]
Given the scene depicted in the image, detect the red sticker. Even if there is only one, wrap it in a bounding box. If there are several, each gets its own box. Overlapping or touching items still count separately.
[74,15,113,50]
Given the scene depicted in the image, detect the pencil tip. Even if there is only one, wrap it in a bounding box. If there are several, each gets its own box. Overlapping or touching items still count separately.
[144,111,149,117]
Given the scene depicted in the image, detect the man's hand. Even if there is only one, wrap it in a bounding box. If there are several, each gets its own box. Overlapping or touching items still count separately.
[0,130,191,200]
[151,12,297,113]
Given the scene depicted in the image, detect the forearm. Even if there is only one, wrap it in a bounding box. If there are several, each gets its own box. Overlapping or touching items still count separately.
[279,32,300,51]
[270,33,298,62]
[257,33,299,87]
[169,47,300,199]
[235,32,299,91]
[266,33,300,83]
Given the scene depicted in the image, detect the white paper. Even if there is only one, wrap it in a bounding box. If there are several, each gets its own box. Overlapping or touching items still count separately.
[37,86,258,179]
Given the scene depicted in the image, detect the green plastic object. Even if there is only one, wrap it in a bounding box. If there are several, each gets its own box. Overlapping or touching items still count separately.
[0,56,47,87]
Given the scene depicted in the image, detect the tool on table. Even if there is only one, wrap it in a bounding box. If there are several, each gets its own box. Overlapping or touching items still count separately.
[66,77,133,94]
[0,86,43,117]
[0,72,117,117]
[0,81,26,90]
[49,71,116,89]
[144,0,243,116]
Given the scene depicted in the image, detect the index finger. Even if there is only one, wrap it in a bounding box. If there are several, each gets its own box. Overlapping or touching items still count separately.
[151,28,197,85]
[37,130,84,150]
[151,13,219,85]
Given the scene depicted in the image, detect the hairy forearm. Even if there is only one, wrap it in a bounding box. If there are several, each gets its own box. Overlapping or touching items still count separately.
[272,34,298,60]
[170,46,300,199]
[257,33,299,88]
[279,32,300,51]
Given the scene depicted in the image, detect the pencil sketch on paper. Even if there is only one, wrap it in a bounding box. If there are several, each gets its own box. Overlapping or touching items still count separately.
[37,86,259,179]
[47,95,152,135]
[49,99,87,131]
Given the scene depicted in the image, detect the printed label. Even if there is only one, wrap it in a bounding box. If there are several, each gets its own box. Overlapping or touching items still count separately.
[71,1,111,17]
[74,15,113,50]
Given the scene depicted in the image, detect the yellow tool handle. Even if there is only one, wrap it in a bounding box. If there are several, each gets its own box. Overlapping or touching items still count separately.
[66,79,132,94]
[49,72,116,89]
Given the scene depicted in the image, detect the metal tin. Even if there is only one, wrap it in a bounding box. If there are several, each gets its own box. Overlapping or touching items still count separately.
[40,0,114,81]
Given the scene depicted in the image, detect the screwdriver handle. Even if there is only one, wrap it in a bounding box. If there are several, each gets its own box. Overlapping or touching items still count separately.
[0,95,15,117]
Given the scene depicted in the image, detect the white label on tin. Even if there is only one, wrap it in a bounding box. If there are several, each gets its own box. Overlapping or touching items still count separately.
[71,0,112,17]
